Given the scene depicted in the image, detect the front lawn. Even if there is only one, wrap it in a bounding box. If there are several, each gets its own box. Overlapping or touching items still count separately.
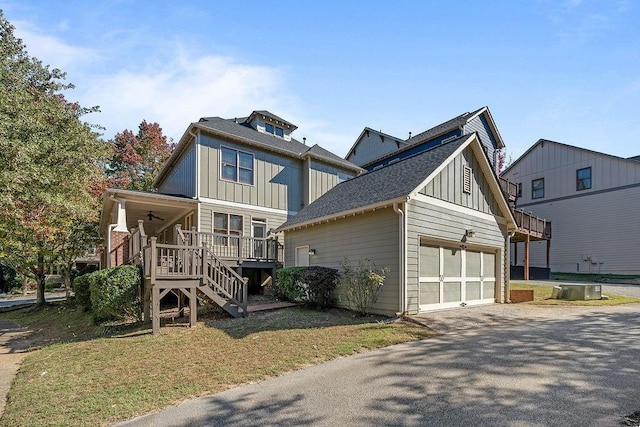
[0,302,433,426]
[511,283,640,306]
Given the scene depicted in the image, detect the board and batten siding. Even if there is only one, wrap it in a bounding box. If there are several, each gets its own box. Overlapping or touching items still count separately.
[199,134,304,212]
[346,131,407,167]
[308,160,355,204]
[199,201,289,238]
[420,147,500,216]
[284,208,401,316]
[463,115,498,171]
[511,186,640,274]
[406,198,507,313]
[503,141,640,206]
[157,142,196,197]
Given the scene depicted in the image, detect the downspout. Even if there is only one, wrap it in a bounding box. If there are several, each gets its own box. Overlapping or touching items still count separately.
[393,202,406,316]
[189,127,201,231]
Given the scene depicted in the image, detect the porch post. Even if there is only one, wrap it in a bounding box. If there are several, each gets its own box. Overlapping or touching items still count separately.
[546,239,551,269]
[152,285,160,335]
[190,286,197,328]
[524,234,530,280]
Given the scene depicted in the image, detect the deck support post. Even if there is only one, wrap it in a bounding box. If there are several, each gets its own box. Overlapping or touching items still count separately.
[152,285,160,335]
[524,234,530,280]
[190,286,197,327]
[143,284,150,322]
[546,239,551,269]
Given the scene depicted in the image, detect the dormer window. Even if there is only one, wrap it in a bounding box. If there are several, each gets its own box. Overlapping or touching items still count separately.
[265,123,284,137]
[220,146,254,185]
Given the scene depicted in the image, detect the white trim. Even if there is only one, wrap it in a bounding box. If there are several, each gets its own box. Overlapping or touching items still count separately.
[198,197,296,217]
[412,194,507,224]
[195,130,201,198]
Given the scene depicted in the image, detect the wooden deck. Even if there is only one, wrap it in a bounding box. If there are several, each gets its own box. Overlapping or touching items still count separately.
[511,208,551,242]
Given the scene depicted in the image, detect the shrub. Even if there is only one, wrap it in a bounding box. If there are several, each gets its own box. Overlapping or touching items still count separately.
[73,274,93,311]
[276,266,339,309]
[89,265,142,323]
[339,258,389,315]
[297,267,339,309]
[276,267,307,302]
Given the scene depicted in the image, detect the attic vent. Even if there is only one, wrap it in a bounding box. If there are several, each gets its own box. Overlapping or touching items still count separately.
[463,166,472,194]
[442,135,458,144]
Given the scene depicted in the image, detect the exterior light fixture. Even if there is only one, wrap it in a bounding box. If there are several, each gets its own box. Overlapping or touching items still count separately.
[308,249,316,255]
[465,229,475,238]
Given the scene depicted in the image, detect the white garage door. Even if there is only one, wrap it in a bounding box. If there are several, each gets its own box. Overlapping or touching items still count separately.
[419,243,497,311]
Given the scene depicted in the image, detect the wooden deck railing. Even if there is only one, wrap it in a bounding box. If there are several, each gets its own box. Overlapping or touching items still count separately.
[127,220,148,265]
[513,208,552,239]
[178,227,283,263]
[499,176,519,202]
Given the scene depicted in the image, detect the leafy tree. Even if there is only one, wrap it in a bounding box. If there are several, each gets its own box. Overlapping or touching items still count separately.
[0,11,107,305]
[106,121,174,191]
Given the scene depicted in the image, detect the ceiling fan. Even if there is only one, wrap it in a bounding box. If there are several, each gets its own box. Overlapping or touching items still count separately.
[147,211,165,221]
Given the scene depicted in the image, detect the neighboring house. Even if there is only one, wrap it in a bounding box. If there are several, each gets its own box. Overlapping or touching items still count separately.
[99,110,363,330]
[345,106,505,173]
[278,133,517,316]
[502,139,640,275]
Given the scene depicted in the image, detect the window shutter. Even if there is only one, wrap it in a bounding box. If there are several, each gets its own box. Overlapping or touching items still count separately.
[463,166,472,194]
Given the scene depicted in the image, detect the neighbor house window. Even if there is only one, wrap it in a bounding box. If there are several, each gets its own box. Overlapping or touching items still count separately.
[517,183,522,198]
[463,166,472,194]
[213,213,243,245]
[220,146,254,185]
[532,178,545,199]
[577,167,592,191]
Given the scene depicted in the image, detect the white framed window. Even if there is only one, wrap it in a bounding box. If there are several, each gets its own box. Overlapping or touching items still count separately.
[220,146,254,185]
[532,178,544,199]
[463,166,472,194]
[265,123,284,137]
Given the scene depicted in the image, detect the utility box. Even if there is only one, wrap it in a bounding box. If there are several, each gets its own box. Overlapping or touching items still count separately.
[560,284,602,301]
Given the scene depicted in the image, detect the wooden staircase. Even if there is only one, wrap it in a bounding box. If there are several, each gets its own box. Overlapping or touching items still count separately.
[142,237,249,334]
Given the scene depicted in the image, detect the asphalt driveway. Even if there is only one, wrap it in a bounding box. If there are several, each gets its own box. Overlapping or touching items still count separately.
[117,303,640,427]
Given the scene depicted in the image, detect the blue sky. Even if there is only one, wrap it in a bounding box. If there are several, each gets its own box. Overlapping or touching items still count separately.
[2,1,638,161]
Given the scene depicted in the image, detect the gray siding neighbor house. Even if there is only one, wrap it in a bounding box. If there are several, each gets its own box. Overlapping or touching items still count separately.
[502,139,640,275]
[278,134,517,316]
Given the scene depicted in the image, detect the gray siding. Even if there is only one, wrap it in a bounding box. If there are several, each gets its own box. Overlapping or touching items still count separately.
[284,208,401,316]
[420,147,500,216]
[464,115,497,171]
[347,131,407,167]
[158,142,196,197]
[510,186,640,274]
[200,201,288,238]
[503,141,640,274]
[199,134,304,211]
[406,199,507,313]
[308,160,355,204]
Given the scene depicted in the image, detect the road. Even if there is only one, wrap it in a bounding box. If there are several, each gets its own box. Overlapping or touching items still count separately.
[0,293,67,308]
[117,303,640,427]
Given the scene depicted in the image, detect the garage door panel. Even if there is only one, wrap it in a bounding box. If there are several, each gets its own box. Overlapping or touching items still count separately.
[483,252,496,279]
[419,245,440,277]
[420,282,440,304]
[466,281,481,300]
[483,281,496,299]
[443,282,462,303]
[443,247,461,277]
[466,250,481,277]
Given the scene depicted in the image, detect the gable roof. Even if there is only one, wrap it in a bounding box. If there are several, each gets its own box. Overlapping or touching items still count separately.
[154,115,363,187]
[278,134,515,232]
[344,127,409,161]
[360,106,505,169]
[502,139,640,176]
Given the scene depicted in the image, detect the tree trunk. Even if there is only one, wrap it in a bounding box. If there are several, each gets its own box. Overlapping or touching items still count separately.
[36,250,46,305]
[64,261,73,299]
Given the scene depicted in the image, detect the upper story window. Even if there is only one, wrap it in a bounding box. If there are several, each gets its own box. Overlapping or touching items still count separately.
[220,146,254,185]
[517,183,522,198]
[532,178,545,199]
[265,123,284,137]
[576,167,592,191]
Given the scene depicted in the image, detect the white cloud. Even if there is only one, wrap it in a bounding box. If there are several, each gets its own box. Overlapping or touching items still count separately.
[11,20,98,70]
[80,52,296,142]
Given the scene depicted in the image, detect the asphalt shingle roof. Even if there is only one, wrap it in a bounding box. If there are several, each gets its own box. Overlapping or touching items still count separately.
[195,116,361,171]
[407,106,485,145]
[278,135,469,230]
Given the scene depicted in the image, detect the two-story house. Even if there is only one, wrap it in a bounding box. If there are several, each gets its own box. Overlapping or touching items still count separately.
[99,111,363,330]
[502,139,640,275]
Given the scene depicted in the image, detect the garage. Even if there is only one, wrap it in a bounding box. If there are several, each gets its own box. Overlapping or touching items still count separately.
[419,241,498,311]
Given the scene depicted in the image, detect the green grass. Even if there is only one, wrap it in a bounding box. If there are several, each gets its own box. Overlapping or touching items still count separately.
[0,302,434,426]
[511,283,640,306]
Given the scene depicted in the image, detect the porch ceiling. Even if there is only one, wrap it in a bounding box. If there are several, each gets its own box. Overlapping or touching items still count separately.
[100,189,198,237]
